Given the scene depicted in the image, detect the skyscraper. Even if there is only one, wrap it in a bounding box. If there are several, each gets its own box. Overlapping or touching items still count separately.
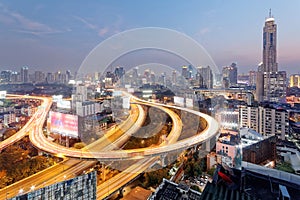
[263,10,278,73]
[181,65,190,79]
[20,66,29,83]
[222,63,237,87]
[256,10,286,102]
[196,66,213,89]
[290,74,300,88]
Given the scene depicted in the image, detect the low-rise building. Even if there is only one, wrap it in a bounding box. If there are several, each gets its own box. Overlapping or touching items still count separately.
[149,178,201,200]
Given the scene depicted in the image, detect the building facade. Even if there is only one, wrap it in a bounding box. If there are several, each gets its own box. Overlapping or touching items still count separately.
[196,66,214,89]
[290,74,300,88]
[239,105,289,140]
[222,63,237,88]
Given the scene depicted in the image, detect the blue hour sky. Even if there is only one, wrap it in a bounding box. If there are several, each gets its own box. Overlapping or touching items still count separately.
[0,0,299,74]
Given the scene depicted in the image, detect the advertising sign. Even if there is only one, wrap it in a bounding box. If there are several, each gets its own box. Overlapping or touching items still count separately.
[185,98,193,108]
[50,111,78,137]
[122,96,130,109]
[0,91,7,99]
[57,100,71,109]
[174,96,184,107]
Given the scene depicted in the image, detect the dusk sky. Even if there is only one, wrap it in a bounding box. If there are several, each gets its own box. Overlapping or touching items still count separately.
[0,0,299,74]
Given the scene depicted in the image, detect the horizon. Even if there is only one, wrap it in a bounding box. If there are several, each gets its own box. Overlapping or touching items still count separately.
[0,1,300,75]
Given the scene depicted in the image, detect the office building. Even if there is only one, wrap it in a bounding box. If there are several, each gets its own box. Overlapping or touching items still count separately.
[181,65,191,79]
[171,70,177,85]
[196,66,213,89]
[290,74,300,88]
[20,66,29,83]
[249,70,257,87]
[222,63,237,87]
[34,71,45,83]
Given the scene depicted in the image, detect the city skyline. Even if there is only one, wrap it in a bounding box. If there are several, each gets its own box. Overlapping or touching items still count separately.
[0,1,300,74]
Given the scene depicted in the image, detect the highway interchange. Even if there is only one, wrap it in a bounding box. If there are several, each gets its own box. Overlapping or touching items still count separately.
[0,92,219,199]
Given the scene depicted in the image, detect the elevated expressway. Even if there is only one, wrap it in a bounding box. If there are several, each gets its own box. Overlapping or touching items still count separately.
[96,96,219,199]
[0,95,147,199]
[0,95,48,151]
[1,93,219,199]
[3,93,219,161]
[29,96,184,160]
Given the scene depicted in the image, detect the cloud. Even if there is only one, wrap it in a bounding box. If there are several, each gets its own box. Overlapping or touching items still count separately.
[0,3,63,36]
[199,27,211,35]
[0,14,14,25]
[98,27,109,36]
[73,15,122,37]
[10,12,53,32]
[72,16,97,30]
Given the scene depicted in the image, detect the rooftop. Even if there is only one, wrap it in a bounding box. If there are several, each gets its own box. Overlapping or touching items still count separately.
[149,178,201,200]
[200,163,300,200]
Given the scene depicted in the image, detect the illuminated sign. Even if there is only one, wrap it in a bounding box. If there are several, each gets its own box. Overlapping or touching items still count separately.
[174,96,184,107]
[57,100,71,109]
[185,98,193,108]
[0,91,7,99]
[52,95,63,102]
[123,96,130,109]
[127,88,134,93]
[113,91,122,96]
[50,111,78,137]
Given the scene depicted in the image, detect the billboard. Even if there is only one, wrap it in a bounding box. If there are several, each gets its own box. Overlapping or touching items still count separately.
[113,91,122,97]
[50,111,78,137]
[123,96,130,109]
[185,98,193,108]
[52,95,63,102]
[10,171,97,200]
[0,91,7,99]
[127,88,134,93]
[57,100,71,109]
[174,96,184,107]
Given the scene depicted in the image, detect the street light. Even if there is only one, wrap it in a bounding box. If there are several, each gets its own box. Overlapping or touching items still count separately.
[18,188,24,194]
[30,185,35,191]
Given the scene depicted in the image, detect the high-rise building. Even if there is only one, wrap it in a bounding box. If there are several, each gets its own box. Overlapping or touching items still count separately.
[181,65,191,79]
[290,74,300,88]
[249,70,257,87]
[171,70,177,85]
[46,72,54,83]
[20,66,29,83]
[257,10,287,102]
[239,104,289,140]
[263,10,278,73]
[196,66,214,89]
[66,70,72,82]
[0,70,12,83]
[222,63,237,87]
[34,71,45,83]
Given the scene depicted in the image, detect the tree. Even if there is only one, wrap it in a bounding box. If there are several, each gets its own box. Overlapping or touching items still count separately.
[276,162,295,174]
[73,142,86,149]
[191,185,201,192]
[207,167,216,176]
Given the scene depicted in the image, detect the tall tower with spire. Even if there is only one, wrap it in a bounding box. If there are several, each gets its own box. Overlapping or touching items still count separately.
[262,9,278,72]
[256,10,286,103]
